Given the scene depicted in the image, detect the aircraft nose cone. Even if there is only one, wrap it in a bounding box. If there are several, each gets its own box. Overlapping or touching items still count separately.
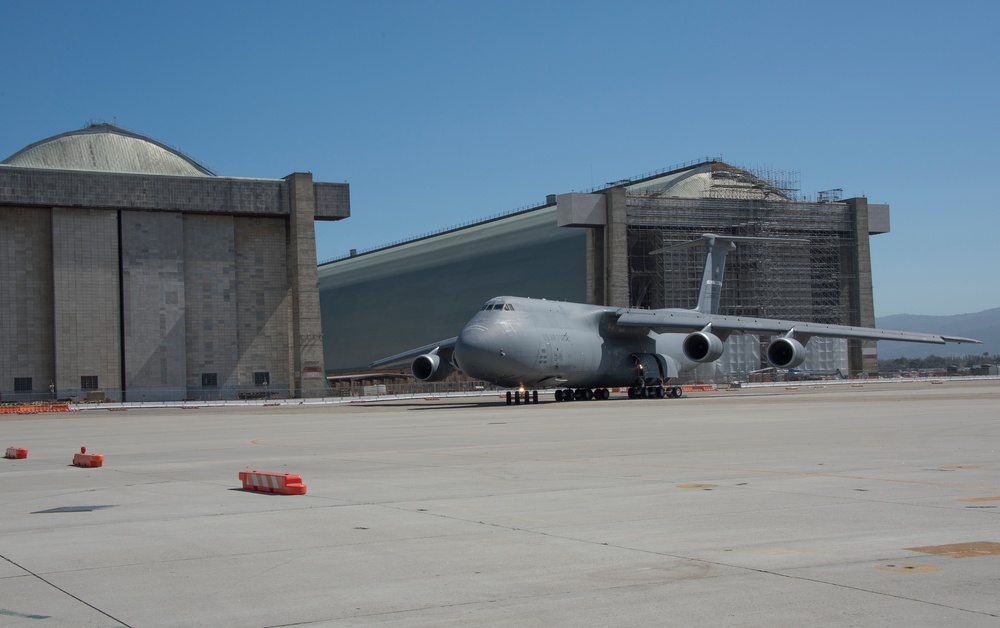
[455,324,505,377]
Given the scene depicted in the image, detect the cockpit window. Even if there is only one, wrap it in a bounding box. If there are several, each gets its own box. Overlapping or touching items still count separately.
[480,302,515,311]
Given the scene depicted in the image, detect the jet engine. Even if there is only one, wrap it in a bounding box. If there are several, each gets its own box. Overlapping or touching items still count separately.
[411,352,455,382]
[682,331,725,363]
[766,337,807,369]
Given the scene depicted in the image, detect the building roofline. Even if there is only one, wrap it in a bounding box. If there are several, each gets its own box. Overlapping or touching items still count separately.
[1,123,216,176]
[320,158,725,266]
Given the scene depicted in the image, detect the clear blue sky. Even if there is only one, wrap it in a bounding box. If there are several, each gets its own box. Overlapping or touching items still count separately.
[2,0,998,316]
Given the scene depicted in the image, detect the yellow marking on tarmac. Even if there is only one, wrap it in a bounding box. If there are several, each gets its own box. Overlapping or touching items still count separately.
[876,564,942,573]
[676,483,718,489]
[960,496,1000,502]
[906,542,1000,558]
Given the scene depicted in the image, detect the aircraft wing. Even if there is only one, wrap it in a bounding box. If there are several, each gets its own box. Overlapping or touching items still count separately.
[370,337,458,368]
[614,309,980,345]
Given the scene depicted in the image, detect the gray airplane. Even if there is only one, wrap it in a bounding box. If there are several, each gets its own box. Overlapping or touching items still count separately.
[372,234,979,404]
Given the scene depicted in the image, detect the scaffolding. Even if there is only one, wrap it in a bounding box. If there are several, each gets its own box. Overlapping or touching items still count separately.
[624,163,859,380]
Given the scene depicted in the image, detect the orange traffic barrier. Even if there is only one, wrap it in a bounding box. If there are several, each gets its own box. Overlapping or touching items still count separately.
[5,447,28,459]
[72,446,104,468]
[239,470,307,495]
[0,403,75,414]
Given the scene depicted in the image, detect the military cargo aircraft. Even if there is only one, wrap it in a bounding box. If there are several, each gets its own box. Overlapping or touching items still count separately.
[372,234,979,404]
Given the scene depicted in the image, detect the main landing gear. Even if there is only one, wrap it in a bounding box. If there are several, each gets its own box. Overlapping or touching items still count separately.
[627,385,683,399]
[507,386,683,404]
[506,390,540,405]
[553,388,611,402]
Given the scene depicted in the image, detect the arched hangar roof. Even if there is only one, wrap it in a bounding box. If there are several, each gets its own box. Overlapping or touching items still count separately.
[1,123,215,176]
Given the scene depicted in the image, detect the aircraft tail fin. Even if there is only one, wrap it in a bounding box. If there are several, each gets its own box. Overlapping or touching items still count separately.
[651,234,807,314]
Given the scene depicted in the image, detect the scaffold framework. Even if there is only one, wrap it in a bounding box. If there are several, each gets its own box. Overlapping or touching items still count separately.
[624,163,859,380]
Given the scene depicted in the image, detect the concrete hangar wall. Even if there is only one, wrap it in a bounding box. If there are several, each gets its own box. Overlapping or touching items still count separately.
[319,160,889,379]
[318,207,587,373]
[0,124,349,402]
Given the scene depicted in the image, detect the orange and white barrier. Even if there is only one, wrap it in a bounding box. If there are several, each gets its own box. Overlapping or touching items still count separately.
[0,403,75,414]
[5,447,28,459]
[72,446,104,467]
[239,470,307,495]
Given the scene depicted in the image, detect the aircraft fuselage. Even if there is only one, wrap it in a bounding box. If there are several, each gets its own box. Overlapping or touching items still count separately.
[453,296,693,389]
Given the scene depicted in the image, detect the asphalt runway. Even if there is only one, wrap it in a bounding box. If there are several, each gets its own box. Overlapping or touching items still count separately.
[2,380,999,627]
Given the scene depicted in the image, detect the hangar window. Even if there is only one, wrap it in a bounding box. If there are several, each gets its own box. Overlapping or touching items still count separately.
[201,373,218,387]
[253,371,270,387]
[14,377,32,393]
[81,375,99,390]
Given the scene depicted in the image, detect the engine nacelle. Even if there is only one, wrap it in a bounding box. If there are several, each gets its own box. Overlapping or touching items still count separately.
[766,337,807,369]
[411,353,455,382]
[682,331,725,363]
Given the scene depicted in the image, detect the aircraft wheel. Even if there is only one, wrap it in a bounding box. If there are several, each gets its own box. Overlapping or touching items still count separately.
[673,386,683,398]
[564,388,574,401]
[655,386,665,399]
[506,391,513,405]
[532,390,538,404]
[627,387,637,399]
[554,389,563,402]
[600,388,610,400]
[584,389,594,401]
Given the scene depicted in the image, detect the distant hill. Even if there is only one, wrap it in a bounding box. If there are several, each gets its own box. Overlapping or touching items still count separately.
[875,307,1000,360]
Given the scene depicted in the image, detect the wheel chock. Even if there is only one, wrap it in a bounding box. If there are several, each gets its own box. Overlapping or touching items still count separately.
[239,470,307,495]
[72,446,104,467]
[5,447,28,459]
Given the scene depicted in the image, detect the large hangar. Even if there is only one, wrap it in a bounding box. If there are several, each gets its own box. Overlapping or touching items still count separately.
[318,160,888,381]
[0,124,349,402]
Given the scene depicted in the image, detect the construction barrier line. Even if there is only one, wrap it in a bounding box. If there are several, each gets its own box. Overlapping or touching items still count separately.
[0,403,75,414]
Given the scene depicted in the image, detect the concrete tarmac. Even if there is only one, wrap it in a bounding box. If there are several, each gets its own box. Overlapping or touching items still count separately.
[2,380,999,627]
